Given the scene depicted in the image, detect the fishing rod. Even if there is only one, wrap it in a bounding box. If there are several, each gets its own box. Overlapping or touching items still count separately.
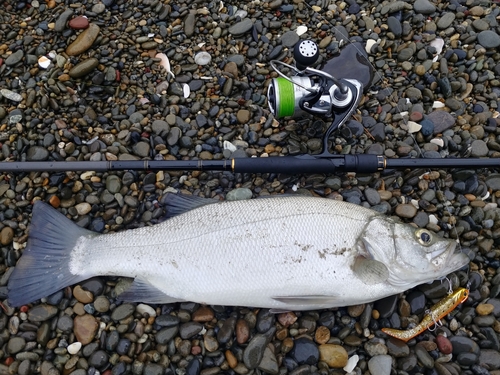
[1,41,498,175]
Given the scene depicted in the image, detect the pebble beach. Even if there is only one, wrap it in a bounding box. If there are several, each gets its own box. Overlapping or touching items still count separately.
[1,0,500,375]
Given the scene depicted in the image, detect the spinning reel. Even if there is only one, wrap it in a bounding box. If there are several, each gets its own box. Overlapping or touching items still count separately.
[267,40,364,135]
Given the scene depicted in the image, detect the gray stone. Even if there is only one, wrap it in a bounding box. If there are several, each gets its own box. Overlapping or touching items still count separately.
[110,303,135,321]
[106,175,122,194]
[413,0,436,14]
[427,111,455,134]
[132,142,150,158]
[470,140,488,157]
[436,13,455,29]
[387,17,402,36]
[26,146,49,161]
[5,50,24,66]
[477,30,500,49]
[226,188,253,201]
[7,337,26,354]
[152,120,170,135]
[54,9,74,31]
[368,355,392,375]
[281,31,300,47]
[258,346,279,374]
[228,19,253,35]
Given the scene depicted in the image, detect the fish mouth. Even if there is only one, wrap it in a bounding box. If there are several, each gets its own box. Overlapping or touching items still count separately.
[433,241,469,271]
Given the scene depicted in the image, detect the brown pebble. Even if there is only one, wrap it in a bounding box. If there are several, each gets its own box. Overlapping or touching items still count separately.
[476,303,495,316]
[315,326,331,344]
[225,350,238,369]
[276,328,288,340]
[419,340,437,351]
[73,285,94,304]
[277,311,297,327]
[68,16,90,29]
[49,195,60,208]
[318,344,348,368]
[73,314,98,345]
[436,335,453,354]
[66,24,100,56]
[236,109,250,124]
[399,299,411,317]
[192,306,214,322]
[0,226,14,245]
[282,337,294,354]
[347,304,365,318]
[235,319,250,344]
[372,309,380,319]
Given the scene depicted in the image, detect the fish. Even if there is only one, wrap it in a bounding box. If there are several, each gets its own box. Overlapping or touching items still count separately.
[382,287,469,342]
[7,194,469,310]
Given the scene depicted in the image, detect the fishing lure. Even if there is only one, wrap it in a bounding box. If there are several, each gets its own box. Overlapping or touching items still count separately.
[382,287,469,342]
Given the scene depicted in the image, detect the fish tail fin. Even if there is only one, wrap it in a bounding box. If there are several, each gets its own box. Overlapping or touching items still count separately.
[8,201,95,307]
[381,327,414,342]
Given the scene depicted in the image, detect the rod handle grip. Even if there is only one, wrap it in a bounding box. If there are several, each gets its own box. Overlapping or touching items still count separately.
[233,154,384,174]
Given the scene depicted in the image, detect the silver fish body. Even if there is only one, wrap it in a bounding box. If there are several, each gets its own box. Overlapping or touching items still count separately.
[8,195,469,310]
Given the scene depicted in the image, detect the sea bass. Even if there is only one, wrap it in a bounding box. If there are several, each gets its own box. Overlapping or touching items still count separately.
[8,194,469,310]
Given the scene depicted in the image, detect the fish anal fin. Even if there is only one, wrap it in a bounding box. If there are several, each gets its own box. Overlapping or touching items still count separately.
[162,193,219,219]
[271,295,339,307]
[117,277,184,304]
[352,255,389,285]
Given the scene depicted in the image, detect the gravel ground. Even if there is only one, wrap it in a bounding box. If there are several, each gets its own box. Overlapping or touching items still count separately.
[1,0,500,375]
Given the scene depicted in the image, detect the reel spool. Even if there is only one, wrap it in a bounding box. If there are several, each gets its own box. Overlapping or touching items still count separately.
[268,40,356,119]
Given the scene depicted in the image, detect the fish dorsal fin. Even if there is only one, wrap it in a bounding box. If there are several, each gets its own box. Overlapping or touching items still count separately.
[352,256,389,285]
[117,277,185,304]
[163,193,219,219]
[271,295,339,307]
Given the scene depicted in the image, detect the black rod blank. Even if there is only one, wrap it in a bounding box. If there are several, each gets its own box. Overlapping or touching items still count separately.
[0,155,498,174]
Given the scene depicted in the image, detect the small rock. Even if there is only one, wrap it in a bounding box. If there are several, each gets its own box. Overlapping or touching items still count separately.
[66,24,100,55]
[319,344,348,368]
[73,314,98,345]
[368,355,392,375]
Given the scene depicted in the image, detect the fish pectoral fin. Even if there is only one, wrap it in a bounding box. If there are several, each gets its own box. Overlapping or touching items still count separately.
[162,193,219,219]
[117,277,185,304]
[271,295,339,306]
[353,256,389,285]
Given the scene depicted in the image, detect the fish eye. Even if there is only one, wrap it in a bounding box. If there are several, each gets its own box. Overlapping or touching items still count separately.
[416,229,433,246]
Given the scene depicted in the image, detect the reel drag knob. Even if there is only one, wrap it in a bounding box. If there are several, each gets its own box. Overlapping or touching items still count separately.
[294,40,319,71]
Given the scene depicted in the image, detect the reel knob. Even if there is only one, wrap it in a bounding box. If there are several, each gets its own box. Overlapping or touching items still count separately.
[294,40,319,71]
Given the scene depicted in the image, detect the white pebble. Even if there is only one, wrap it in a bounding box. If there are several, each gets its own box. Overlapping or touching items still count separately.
[75,202,92,215]
[430,138,444,147]
[155,52,174,78]
[430,37,444,60]
[407,121,422,134]
[343,355,359,373]
[296,25,308,36]
[182,83,190,98]
[365,39,377,54]
[234,10,247,18]
[67,342,82,355]
[223,141,237,152]
[194,52,211,66]
[411,199,419,208]
[136,303,156,317]
[80,171,95,180]
[432,101,445,108]
[429,214,438,225]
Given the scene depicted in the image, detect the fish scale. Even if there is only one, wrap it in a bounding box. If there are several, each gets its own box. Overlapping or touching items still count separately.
[7,195,469,310]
